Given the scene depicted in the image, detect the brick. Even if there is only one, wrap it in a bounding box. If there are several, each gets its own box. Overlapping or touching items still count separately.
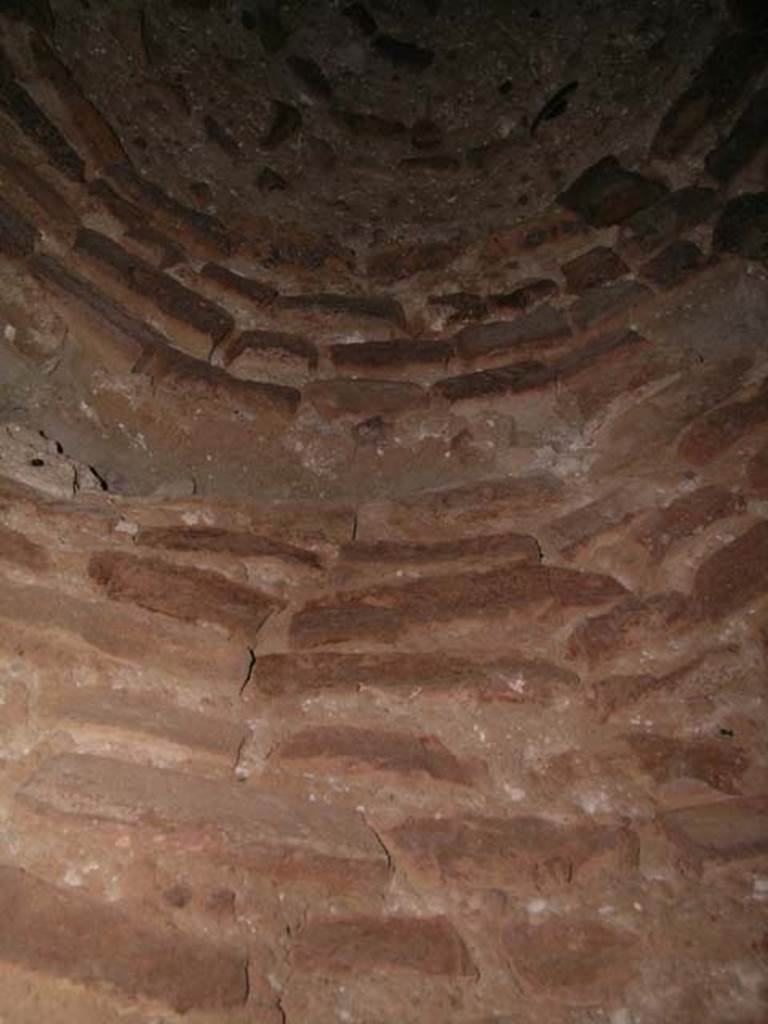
[75,228,234,350]
[20,753,386,871]
[544,484,649,558]
[692,520,768,620]
[502,916,636,1003]
[0,70,84,181]
[706,87,768,182]
[660,796,768,861]
[221,329,317,385]
[279,293,406,329]
[305,378,425,419]
[0,523,48,571]
[488,278,558,312]
[456,305,571,362]
[432,361,552,403]
[747,443,768,495]
[556,329,657,417]
[291,565,626,647]
[244,652,578,703]
[712,192,768,263]
[29,253,166,368]
[625,732,748,795]
[88,178,145,230]
[567,592,690,667]
[559,156,668,227]
[640,241,703,289]
[0,578,249,685]
[30,35,126,169]
[200,262,278,306]
[561,246,629,292]
[591,673,660,720]
[293,916,474,976]
[678,387,768,464]
[428,292,486,325]
[0,195,38,259]
[358,470,565,542]
[0,865,247,1012]
[368,239,462,283]
[88,550,281,635]
[331,338,451,374]
[619,186,718,258]
[340,532,540,567]
[480,210,590,264]
[276,726,474,784]
[569,280,653,332]
[137,345,300,419]
[41,686,243,761]
[651,33,768,159]
[636,485,747,561]
[0,151,77,238]
[389,814,637,888]
[107,161,233,256]
[137,525,321,567]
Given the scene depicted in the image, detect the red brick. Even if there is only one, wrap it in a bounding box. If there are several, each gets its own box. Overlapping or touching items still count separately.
[201,262,277,306]
[20,753,386,873]
[678,388,768,465]
[0,70,84,181]
[122,225,185,269]
[304,378,425,419]
[640,241,703,289]
[561,246,629,292]
[569,280,653,332]
[432,360,552,403]
[559,156,667,227]
[276,726,474,783]
[480,210,590,263]
[244,651,578,703]
[279,293,406,329]
[137,525,321,567]
[389,814,637,888]
[456,305,570,363]
[221,329,317,384]
[291,565,626,647]
[88,550,281,635]
[340,532,540,567]
[503,916,637,1003]
[75,228,234,349]
[544,484,648,558]
[0,523,48,571]
[591,674,660,720]
[368,239,463,283]
[660,796,768,861]
[567,592,689,667]
[0,865,247,1012]
[331,338,451,373]
[625,732,749,794]
[747,443,768,496]
[636,485,747,561]
[0,152,77,238]
[692,520,768,620]
[293,916,475,976]
[619,186,718,258]
[0,196,38,259]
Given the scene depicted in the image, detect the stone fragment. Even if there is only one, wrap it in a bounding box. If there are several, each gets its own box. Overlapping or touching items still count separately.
[637,485,746,561]
[389,814,636,888]
[692,520,768,620]
[0,66,84,181]
[262,100,302,147]
[568,592,690,667]
[712,192,768,263]
[201,262,277,306]
[569,280,653,331]
[706,87,768,181]
[88,550,281,634]
[561,246,629,292]
[559,156,667,227]
[456,305,570,362]
[294,916,474,975]
[640,241,703,289]
[625,732,748,794]
[74,228,234,348]
[660,796,768,861]
[277,726,474,784]
[137,525,320,567]
[0,196,37,260]
[503,917,637,1003]
[291,565,626,646]
[652,33,768,158]
[0,865,248,1012]
[21,753,386,873]
[369,239,461,282]
[287,54,333,99]
[620,186,718,258]
[331,338,451,372]
[373,34,434,70]
[244,651,578,702]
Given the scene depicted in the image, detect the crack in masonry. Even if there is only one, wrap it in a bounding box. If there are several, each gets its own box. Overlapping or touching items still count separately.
[243,958,251,1004]
[233,731,249,776]
[350,509,358,541]
[239,646,256,697]
[275,995,287,1024]
[363,815,394,875]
